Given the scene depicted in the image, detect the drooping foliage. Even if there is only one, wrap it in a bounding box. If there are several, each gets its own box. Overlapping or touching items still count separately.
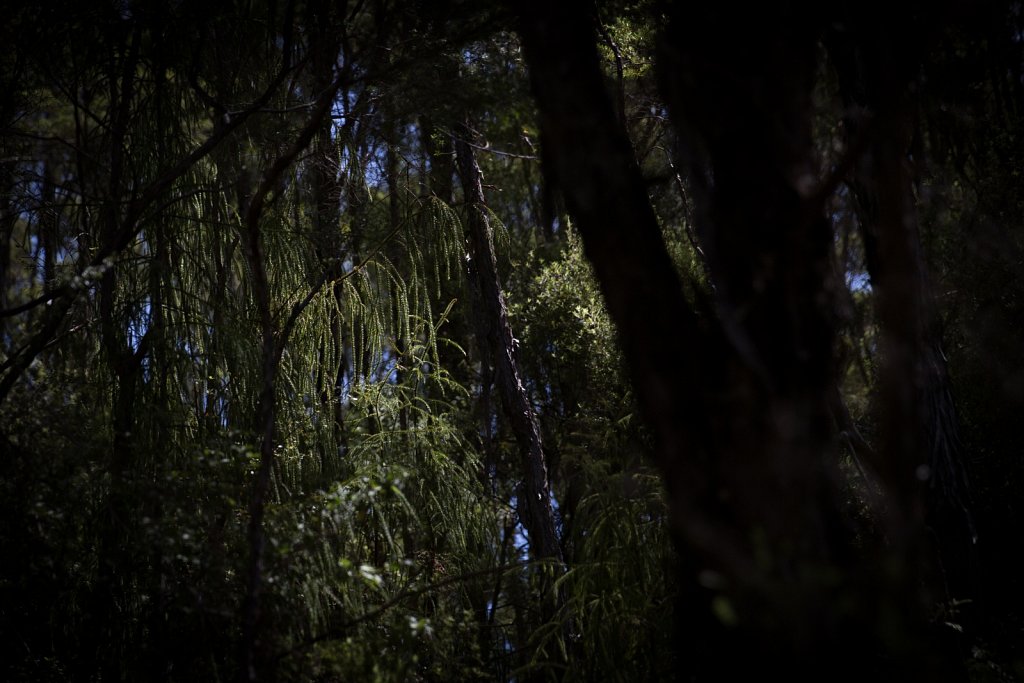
[1,1,1023,681]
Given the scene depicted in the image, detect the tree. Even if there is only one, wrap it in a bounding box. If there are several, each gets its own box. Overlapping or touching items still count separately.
[516,0,1014,679]
[2,1,1023,681]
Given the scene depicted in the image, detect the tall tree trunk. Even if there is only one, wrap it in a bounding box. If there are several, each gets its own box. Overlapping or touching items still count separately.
[87,26,145,678]
[517,1,961,678]
[39,165,57,292]
[454,122,563,567]
[237,60,342,682]
[421,115,455,205]
[0,162,13,327]
[827,11,977,627]
[305,4,348,468]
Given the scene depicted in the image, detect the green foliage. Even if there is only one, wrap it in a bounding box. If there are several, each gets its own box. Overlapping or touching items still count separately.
[3,1,1024,681]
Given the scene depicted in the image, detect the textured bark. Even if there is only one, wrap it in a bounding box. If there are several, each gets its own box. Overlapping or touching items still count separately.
[518,1,961,679]
[516,3,707,537]
[454,124,562,565]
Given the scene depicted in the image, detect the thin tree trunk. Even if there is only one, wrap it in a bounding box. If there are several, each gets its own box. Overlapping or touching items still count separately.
[454,122,562,566]
[237,63,343,683]
[0,161,14,343]
[87,27,145,677]
[305,10,348,471]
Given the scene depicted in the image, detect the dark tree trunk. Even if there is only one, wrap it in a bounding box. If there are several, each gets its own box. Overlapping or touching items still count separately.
[0,161,14,341]
[305,13,348,465]
[454,122,562,566]
[237,59,342,683]
[517,1,963,679]
[86,30,147,678]
[826,10,977,629]
[421,115,455,204]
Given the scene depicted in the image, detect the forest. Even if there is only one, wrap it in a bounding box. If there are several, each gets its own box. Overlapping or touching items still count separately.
[1,0,1023,680]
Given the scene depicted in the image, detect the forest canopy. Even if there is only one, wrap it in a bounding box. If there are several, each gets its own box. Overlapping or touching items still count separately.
[2,1,1023,681]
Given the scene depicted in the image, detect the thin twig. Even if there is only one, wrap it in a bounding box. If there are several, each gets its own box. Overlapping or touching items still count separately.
[444,127,539,161]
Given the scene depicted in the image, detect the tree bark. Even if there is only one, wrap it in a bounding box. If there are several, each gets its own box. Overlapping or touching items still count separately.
[827,11,977,625]
[454,122,562,566]
[517,1,962,678]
